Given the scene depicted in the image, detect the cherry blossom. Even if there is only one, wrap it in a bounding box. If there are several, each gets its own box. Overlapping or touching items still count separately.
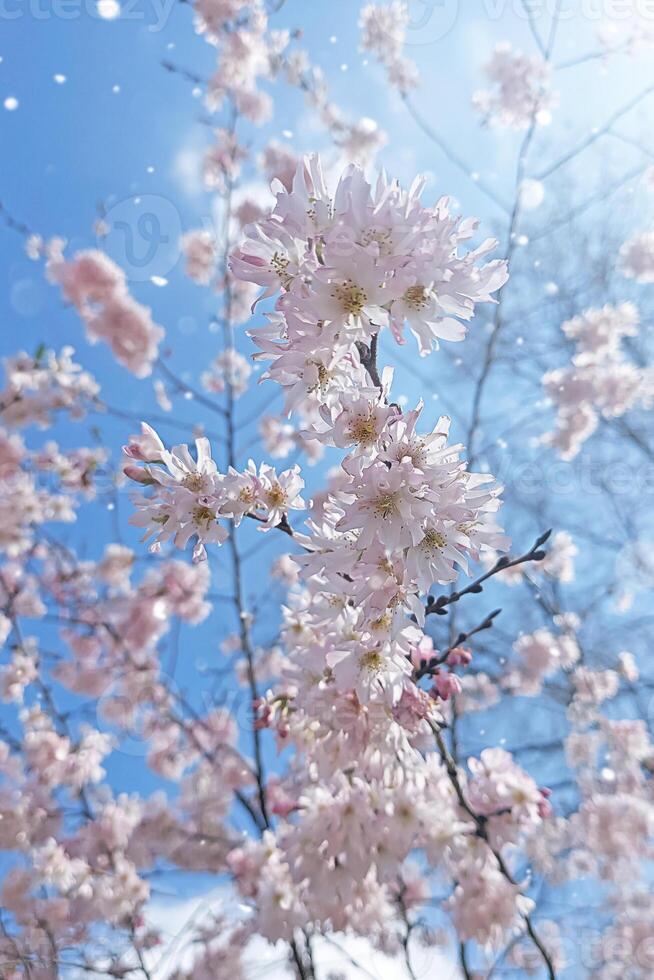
[619,231,654,283]
[541,304,652,458]
[1,7,653,979]
[181,229,218,285]
[359,2,419,93]
[47,249,165,377]
[201,349,253,397]
[473,42,557,129]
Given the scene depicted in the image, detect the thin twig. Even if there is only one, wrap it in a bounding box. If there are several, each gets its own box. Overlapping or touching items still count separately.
[400,94,511,215]
[534,81,654,181]
[425,530,551,617]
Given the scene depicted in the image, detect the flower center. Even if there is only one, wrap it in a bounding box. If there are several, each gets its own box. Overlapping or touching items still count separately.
[404,285,429,311]
[359,650,384,674]
[265,485,287,509]
[347,414,378,446]
[421,529,446,553]
[371,490,401,519]
[457,521,479,535]
[308,361,331,394]
[395,439,426,467]
[193,505,215,527]
[270,252,292,288]
[331,280,367,316]
[182,473,206,492]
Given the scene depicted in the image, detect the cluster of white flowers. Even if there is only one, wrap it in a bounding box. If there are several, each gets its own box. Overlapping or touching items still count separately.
[0,346,99,429]
[281,406,508,706]
[124,423,305,561]
[507,627,581,696]
[199,1,290,124]
[180,229,218,285]
[120,160,556,950]
[542,303,653,459]
[115,155,577,963]
[619,231,654,283]
[226,156,511,701]
[201,349,253,397]
[232,154,507,361]
[473,42,556,129]
[359,2,419,92]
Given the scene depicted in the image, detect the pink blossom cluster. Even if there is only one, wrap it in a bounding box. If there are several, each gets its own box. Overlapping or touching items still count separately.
[619,230,654,283]
[32,442,108,498]
[3,7,654,974]
[507,627,580,696]
[258,139,299,193]
[232,155,508,362]
[0,346,99,429]
[203,127,249,192]
[473,42,557,129]
[201,348,253,397]
[359,2,419,92]
[226,158,510,703]
[180,228,218,285]
[225,697,552,951]
[0,378,264,970]
[523,662,654,974]
[0,408,111,558]
[181,217,259,320]
[195,0,289,124]
[124,422,305,561]
[0,560,252,971]
[170,158,574,955]
[47,248,165,377]
[259,411,325,465]
[542,303,652,458]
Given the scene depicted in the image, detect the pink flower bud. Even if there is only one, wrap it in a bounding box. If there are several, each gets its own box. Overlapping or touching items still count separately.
[434,672,463,700]
[123,443,147,461]
[123,464,156,486]
[123,423,166,462]
[537,787,553,818]
[446,646,472,667]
